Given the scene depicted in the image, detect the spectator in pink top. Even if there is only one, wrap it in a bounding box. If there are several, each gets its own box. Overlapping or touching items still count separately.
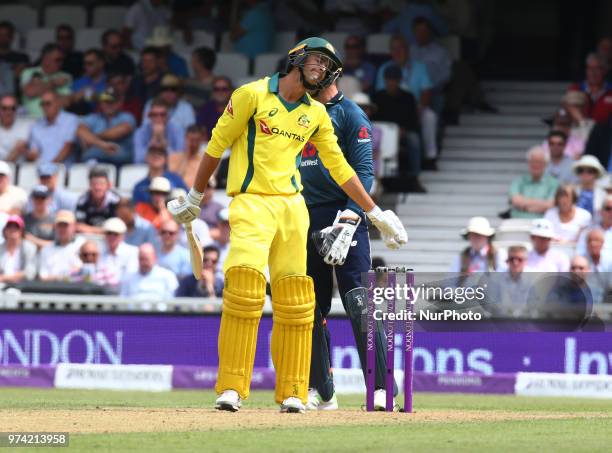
[525,219,570,272]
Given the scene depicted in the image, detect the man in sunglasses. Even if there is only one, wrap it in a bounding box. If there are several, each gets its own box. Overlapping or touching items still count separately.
[133,99,185,163]
[0,94,31,161]
[489,245,531,307]
[196,76,234,140]
[143,75,195,131]
[167,37,407,413]
[69,49,107,115]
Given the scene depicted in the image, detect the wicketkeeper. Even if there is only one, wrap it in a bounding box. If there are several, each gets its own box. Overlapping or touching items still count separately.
[302,66,401,410]
[168,37,407,413]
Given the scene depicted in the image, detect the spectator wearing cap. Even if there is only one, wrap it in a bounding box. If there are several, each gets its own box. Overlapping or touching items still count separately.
[23,185,54,249]
[0,215,36,283]
[107,72,144,125]
[38,210,83,281]
[120,243,178,299]
[184,47,216,108]
[176,244,224,298]
[544,131,577,184]
[449,217,506,273]
[69,240,115,287]
[76,87,136,165]
[99,217,139,288]
[75,167,121,234]
[342,36,377,93]
[133,99,185,164]
[509,146,559,219]
[168,125,207,187]
[0,94,32,161]
[544,185,591,244]
[213,208,230,268]
[68,49,107,115]
[573,155,606,216]
[525,219,570,272]
[0,161,26,213]
[199,175,224,233]
[56,25,83,80]
[27,163,77,215]
[128,47,165,103]
[372,64,424,191]
[577,195,612,256]
[20,44,72,119]
[123,0,171,51]
[156,219,191,278]
[145,27,189,78]
[375,35,438,166]
[196,76,234,139]
[102,29,136,77]
[135,176,173,230]
[27,90,79,163]
[143,75,195,130]
[116,197,158,247]
[567,53,612,124]
[132,145,188,204]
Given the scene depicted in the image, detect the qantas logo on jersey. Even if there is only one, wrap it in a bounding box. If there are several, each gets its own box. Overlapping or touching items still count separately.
[226,99,234,116]
[357,126,371,143]
[258,120,305,142]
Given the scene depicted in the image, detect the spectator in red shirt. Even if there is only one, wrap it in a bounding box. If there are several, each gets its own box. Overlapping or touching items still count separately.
[567,53,612,124]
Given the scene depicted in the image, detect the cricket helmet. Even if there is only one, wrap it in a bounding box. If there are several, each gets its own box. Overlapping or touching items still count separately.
[287,37,343,90]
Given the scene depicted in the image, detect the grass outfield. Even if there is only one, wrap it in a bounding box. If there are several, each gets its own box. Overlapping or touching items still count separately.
[2,388,611,452]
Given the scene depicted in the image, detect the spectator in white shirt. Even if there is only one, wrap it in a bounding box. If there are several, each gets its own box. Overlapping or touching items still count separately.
[544,184,592,244]
[0,94,31,161]
[0,161,26,213]
[576,194,612,255]
[0,215,36,283]
[99,217,139,289]
[526,219,570,272]
[38,210,83,281]
[27,90,79,163]
[120,243,178,299]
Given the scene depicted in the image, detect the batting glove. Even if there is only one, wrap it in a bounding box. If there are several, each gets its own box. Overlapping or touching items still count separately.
[167,188,202,224]
[366,206,408,249]
[312,209,361,266]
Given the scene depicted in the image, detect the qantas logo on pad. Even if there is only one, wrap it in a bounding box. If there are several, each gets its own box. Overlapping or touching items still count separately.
[259,119,272,134]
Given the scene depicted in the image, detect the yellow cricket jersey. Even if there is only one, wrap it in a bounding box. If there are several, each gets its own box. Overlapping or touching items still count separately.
[205,73,356,196]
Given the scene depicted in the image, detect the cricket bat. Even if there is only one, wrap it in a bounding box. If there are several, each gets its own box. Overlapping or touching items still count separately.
[185,222,203,280]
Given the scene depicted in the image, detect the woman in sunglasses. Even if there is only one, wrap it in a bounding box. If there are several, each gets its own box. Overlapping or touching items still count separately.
[572,155,607,216]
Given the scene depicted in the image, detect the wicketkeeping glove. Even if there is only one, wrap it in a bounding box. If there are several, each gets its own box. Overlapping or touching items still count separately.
[167,188,203,224]
[366,206,408,249]
[311,210,361,266]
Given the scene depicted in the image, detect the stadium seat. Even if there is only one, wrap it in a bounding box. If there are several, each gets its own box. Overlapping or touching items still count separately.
[92,5,128,29]
[75,29,105,52]
[337,75,360,99]
[321,32,349,52]
[372,121,399,177]
[25,28,55,54]
[215,53,249,81]
[44,6,87,29]
[438,35,461,61]
[173,30,215,52]
[118,164,148,193]
[68,163,117,193]
[274,31,297,52]
[0,5,38,34]
[366,33,391,54]
[253,53,283,78]
[17,162,66,191]
[495,219,535,243]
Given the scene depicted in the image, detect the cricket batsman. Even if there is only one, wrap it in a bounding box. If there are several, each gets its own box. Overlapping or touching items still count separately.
[302,68,399,410]
[168,37,407,414]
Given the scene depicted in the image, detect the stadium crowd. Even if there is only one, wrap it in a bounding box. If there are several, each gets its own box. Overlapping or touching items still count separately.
[0,0,491,299]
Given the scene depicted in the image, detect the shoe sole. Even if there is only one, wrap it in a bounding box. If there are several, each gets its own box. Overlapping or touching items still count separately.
[215,403,240,412]
[280,406,305,414]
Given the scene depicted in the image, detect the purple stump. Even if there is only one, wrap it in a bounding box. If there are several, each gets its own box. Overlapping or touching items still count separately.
[386,271,396,411]
[366,270,376,411]
[404,270,415,413]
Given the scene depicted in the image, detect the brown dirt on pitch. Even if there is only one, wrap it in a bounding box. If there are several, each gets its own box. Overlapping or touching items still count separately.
[3,408,608,434]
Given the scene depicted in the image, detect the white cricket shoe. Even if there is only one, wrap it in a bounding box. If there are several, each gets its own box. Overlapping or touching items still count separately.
[280,396,306,413]
[215,390,242,412]
[373,389,398,411]
[305,389,339,411]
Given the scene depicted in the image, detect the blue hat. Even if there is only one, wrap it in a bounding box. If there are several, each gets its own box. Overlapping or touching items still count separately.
[31,184,50,198]
[37,162,59,177]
